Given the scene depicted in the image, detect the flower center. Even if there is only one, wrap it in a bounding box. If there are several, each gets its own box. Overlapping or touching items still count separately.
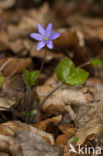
[44,36,49,41]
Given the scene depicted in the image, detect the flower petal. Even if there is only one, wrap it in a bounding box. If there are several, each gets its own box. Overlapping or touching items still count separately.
[36,41,46,51]
[37,24,45,35]
[46,23,52,36]
[49,32,61,40]
[47,40,53,49]
[30,33,43,41]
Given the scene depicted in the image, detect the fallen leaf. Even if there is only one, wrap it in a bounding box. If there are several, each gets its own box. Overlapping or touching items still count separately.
[59,124,76,138]
[15,130,59,156]
[0,57,32,76]
[75,117,103,145]
[56,134,68,147]
[33,115,62,131]
[0,97,15,111]
[1,121,55,145]
[0,134,23,156]
[41,86,93,115]
[0,0,15,9]
[30,48,64,62]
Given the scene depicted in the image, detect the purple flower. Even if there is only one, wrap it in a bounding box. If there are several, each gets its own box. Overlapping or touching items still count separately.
[30,23,61,51]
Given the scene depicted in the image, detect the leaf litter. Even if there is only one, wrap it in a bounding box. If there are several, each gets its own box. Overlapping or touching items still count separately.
[0,1,103,156]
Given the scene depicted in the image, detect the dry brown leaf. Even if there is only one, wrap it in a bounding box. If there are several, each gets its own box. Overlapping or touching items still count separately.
[0,57,32,76]
[93,84,103,123]
[9,39,25,54]
[33,115,62,131]
[40,86,93,115]
[67,15,103,28]
[15,130,59,156]
[0,134,23,156]
[86,78,103,88]
[0,121,54,145]
[0,32,8,51]
[8,23,35,39]
[96,101,103,123]
[30,48,64,62]
[55,134,68,147]
[59,124,76,138]
[54,31,80,48]
[0,153,8,156]
[0,0,15,9]
[7,4,49,40]
[0,97,15,111]
[8,39,33,55]
[75,116,103,145]
[68,15,103,41]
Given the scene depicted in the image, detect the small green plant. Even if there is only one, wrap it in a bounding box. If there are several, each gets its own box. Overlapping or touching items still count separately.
[0,75,5,88]
[40,57,89,107]
[68,136,79,144]
[24,23,97,123]
[27,110,37,117]
[91,58,103,67]
[24,70,40,87]
[24,70,39,122]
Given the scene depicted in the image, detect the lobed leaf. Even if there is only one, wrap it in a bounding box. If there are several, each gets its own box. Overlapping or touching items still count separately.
[56,57,89,85]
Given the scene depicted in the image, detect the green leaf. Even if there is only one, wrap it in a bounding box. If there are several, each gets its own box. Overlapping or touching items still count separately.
[24,70,30,86]
[56,57,89,85]
[0,75,5,88]
[91,58,103,67]
[65,68,89,85]
[69,136,79,144]
[56,57,75,83]
[27,110,36,117]
[30,71,40,86]
[24,70,40,86]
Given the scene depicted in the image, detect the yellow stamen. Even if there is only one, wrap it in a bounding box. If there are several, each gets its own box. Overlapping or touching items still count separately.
[44,37,49,41]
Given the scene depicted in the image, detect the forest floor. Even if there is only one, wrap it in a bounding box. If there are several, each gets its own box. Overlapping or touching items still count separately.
[0,1,103,156]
